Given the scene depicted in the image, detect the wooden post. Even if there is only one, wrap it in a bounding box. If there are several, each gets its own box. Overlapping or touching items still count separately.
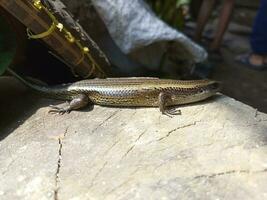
[0,0,110,78]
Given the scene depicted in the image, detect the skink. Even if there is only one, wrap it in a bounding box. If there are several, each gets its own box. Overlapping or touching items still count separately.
[7,68,221,115]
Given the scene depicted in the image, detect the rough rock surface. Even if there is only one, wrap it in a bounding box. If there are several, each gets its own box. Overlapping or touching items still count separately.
[0,78,267,200]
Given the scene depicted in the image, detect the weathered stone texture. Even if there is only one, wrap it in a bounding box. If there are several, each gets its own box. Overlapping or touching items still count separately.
[0,79,267,200]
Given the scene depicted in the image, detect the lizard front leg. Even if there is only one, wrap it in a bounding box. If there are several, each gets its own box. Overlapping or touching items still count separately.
[49,94,89,114]
[158,92,181,116]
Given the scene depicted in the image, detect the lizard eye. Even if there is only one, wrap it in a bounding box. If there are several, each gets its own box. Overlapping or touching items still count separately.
[198,89,205,93]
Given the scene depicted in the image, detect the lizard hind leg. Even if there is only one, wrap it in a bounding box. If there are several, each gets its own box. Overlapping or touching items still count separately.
[49,94,89,115]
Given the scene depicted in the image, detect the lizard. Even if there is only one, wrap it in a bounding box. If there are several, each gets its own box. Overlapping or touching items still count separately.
[7,68,221,115]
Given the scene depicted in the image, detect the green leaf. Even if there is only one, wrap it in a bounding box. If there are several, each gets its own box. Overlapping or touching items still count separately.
[146,0,191,30]
[0,15,16,75]
[176,0,191,7]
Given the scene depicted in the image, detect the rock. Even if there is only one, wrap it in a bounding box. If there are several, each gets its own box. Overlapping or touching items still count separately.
[0,78,267,200]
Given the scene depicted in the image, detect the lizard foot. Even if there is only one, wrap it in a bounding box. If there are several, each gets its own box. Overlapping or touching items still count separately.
[163,108,181,118]
[48,94,89,115]
[159,92,181,117]
[48,105,71,115]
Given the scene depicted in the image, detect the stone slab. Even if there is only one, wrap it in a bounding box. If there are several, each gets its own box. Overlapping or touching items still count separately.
[0,78,267,200]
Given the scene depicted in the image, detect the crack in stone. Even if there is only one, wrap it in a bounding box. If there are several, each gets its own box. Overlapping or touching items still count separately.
[121,130,147,159]
[54,127,68,200]
[102,140,120,156]
[151,142,221,172]
[1,159,16,175]
[122,145,135,159]
[104,178,133,198]
[91,110,120,134]
[156,121,199,142]
[193,168,267,180]
[135,130,147,143]
[88,161,108,189]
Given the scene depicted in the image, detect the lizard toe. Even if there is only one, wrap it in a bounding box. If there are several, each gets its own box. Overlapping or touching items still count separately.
[48,107,70,115]
[165,107,181,116]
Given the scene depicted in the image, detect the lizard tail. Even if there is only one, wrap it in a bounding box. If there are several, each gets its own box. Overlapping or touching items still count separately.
[6,68,41,89]
[6,68,71,100]
[6,67,52,94]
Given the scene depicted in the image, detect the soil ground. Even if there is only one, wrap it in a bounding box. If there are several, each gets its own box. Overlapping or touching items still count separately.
[213,48,267,113]
[202,23,267,113]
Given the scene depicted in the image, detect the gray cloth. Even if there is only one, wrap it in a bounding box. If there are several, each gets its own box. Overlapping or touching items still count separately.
[91,0,207,63]
[61,0,207,75]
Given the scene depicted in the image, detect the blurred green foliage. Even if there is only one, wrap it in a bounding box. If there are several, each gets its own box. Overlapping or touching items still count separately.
[146,0,191,30]
[0,16,16,75]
